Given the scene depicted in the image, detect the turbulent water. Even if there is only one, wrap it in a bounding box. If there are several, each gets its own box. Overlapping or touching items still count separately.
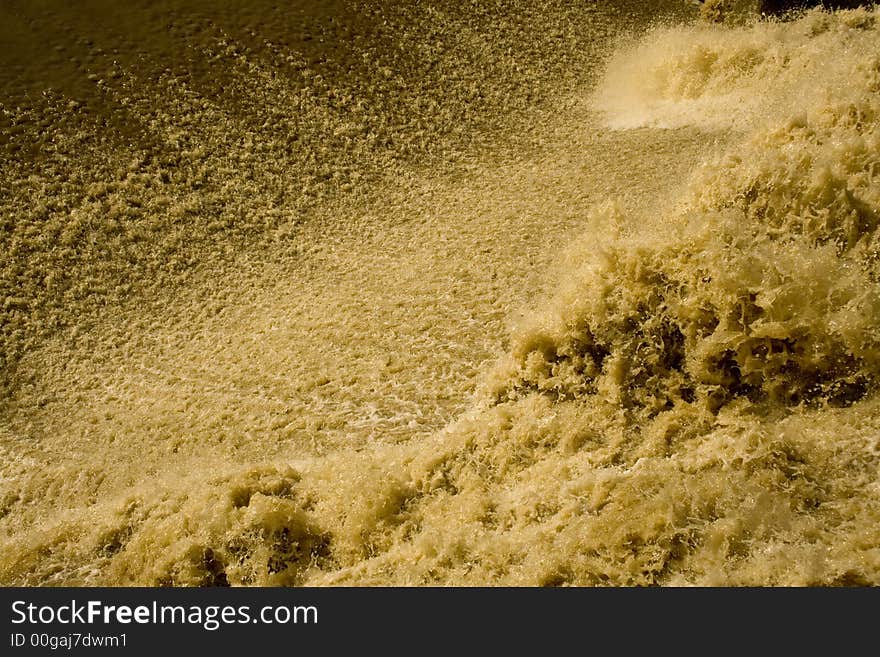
[2,1,879,586]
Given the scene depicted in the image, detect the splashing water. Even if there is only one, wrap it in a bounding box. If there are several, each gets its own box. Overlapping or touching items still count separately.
[2,3,879,586]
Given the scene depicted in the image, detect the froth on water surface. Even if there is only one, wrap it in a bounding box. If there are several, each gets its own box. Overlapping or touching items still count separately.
[1,2,879,586]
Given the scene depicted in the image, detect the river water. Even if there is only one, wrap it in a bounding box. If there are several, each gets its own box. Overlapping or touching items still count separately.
[1,1,878,585]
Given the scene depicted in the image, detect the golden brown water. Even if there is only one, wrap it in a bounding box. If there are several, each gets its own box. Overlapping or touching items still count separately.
[2,1,879,586]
